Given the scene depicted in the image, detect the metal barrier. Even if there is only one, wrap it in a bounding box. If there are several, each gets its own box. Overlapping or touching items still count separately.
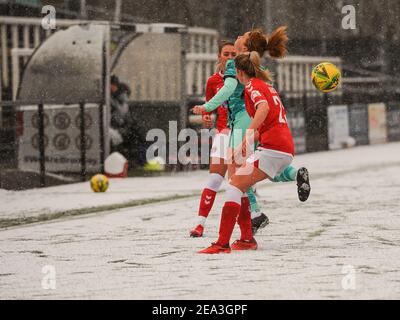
[1,16,344,103]
[186,27,219,98]
[0,17,150,102]
[1,16,83,99]
[275,56,343,98]
[10,48,33,100]
[0,17,219,101]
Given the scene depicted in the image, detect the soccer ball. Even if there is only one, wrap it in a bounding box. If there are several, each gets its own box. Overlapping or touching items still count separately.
[311,62,341,93]
[90,174,109,193]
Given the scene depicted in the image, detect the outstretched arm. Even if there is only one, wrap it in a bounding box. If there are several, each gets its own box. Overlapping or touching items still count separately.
[192,77,238,114]
[204,77,237,112]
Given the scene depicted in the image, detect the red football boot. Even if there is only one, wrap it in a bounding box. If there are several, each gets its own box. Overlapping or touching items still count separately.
[198,242,231,254]
[190,225,204,238]
[231,238,258,251]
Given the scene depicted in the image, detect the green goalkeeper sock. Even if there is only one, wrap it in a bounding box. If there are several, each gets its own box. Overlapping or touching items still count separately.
[273,165,297,183]
[246,188,261,214]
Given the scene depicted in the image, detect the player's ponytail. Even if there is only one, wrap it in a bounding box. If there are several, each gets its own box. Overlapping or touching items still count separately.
[246,26,288,59]
[266,26,288,59]
[246,28,268,57]
[235,51,272,83]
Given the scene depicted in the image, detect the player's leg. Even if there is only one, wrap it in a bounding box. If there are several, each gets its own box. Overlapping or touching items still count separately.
[198,162,267,254]
[246,187,269,235]
[190,162,226,237]
[199,149,294,254]
[296,167,311,202]
[233,112,270,233]
[226,161,255,248]
[272,165,311,202]
[226,124,255,241]
[233,192,258,251]
[272,165,297,182]
[190,132,230,237]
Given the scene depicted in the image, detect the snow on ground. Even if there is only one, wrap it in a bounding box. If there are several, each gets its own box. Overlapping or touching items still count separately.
[0,171,212,221]
[1,142,400,221]
[0,142,400,299]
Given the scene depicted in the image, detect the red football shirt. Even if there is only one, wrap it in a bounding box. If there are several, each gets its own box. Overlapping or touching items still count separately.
[204,72,229,133]
[244,78,294,156]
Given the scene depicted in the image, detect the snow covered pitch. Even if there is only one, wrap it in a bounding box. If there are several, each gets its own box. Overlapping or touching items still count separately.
[0,143,399,299]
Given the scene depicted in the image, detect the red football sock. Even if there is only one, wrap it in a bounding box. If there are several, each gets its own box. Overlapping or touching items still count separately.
[216,202,241,246]
[237,197,253,241]
[198,188,217,218]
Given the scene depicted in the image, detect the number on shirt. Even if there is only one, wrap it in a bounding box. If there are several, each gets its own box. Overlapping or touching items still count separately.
[273,96,287,124]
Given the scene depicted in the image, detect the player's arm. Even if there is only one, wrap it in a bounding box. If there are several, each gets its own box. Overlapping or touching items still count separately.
[192,60,238,114]
[204,78,215,115]
[246,102,270,139]
[238,103,269,158]
[192,77,237,114]
[202,78,216,128]
[246,84,271,142]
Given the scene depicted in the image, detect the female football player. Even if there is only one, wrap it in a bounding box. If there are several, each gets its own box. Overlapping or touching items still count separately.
[190,41,268,238]
[192,27,310,242]
[197,27,310,254]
